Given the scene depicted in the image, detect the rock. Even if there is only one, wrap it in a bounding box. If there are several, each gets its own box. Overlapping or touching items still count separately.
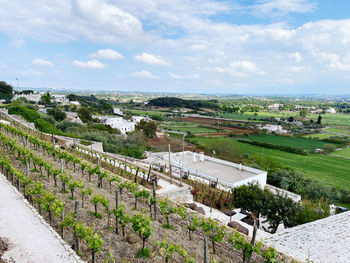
[183,203,197,210]
[227,221,249,236]
[126,233,139,244]
[224,210,236,217]
[242,217,255,226]
[195,206,205,215]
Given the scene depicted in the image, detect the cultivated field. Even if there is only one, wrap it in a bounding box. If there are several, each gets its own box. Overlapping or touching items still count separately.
[188,137,350,190]
[242,135,335,151]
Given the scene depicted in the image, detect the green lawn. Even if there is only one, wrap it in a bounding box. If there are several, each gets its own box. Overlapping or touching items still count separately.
[188,136,350,189]
[242,134,333,151]
[331,148,350,158]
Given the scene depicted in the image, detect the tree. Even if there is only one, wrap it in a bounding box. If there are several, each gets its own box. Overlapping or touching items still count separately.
[135,119,157,138]
[317,115,322,125]
[40,93,51,105]
[0,81,14,102]
[299,109,308,117]
[78,107,92,123]
[47,107,67,121]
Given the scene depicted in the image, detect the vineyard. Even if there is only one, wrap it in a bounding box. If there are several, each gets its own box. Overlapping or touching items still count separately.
[0,120,284,263]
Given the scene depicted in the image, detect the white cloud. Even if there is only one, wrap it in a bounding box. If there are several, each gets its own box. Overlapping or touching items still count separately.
[89,49,124,60]
[134,53,170,66]
[318,52,350,72]
[168,72,199,79]
[189,44,207,51]
[251,0,316,16]
[10,38,24,48]
[230,61,265,75]
[129,70,158,79]
[21,69,43,77]
[32,58,54,67]
[288,52,302,62]
[73,59,105,69]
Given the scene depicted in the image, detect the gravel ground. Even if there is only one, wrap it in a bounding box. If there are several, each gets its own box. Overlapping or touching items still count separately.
[0,173,83,263]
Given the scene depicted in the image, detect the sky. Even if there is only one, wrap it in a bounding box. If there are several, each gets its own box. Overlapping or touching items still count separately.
[1,0,350,95]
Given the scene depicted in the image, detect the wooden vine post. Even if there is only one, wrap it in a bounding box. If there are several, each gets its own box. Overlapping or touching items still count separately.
[52,136,56,160]
[115,190,119,234]
[74,200,80,252]
[152,176,157,219]
[204,237,208,263]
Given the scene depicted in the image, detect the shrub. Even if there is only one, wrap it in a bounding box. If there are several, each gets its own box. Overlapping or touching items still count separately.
[295,199,330,225]
[34,118,62,135]
[47,107,67,121]
[8,105,40,122]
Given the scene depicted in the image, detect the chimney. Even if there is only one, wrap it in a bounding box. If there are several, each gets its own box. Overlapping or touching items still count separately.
[200,152,204,162]
[193,152,196,162]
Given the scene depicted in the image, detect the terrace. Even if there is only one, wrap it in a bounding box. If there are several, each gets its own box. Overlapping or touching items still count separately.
[146,151,267,189]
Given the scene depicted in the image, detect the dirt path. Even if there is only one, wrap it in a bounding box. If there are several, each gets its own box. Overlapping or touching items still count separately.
[0,173,82,263]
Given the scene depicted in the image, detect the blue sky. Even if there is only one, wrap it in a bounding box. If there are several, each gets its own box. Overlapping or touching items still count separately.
[0,0,350,94]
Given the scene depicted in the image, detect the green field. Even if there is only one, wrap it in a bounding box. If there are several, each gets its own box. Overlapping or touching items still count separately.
[325,127,350,135]
[188,136,350,189]
[242,134,333,151]
[163,126,221,133]
[331,148,350,158]
[304,133,338,140]
[219,111,350,127]
[128,109,169,116]
[310,113,350,126]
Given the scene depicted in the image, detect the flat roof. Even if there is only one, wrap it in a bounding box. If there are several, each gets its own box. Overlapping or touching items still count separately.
[180,152,256,184]
[147,151,266,186]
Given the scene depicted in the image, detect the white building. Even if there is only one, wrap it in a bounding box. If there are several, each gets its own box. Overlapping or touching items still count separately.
[147,151,267,189]
[268,104,283,111]
[69,101,80,106]
[100,116,136,135]
[326,107,336,114]
[113,108,124,115]
[52,94,69,104]
[260,124,287,133]
[131,116,145,123]
[13,94,41,103]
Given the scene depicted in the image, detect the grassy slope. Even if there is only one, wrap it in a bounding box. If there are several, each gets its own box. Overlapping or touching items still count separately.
[331,148,350,158]
[188,136,350,189]
[242,134,334,151]
[303,133,338,139]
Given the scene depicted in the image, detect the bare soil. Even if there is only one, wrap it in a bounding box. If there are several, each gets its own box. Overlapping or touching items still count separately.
[0,128,293,263]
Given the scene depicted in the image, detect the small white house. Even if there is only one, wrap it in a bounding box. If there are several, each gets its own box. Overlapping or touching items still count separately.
[326,107,336,114]
[69,101,80,106]
[13,94,41,103]
[131,116,145,123]
[100,116,135,135]
[52,94,69,104]
[113,108,124,115]
[260,124,287,133]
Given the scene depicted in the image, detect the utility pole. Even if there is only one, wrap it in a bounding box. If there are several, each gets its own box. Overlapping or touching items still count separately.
[168,144,172,183]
